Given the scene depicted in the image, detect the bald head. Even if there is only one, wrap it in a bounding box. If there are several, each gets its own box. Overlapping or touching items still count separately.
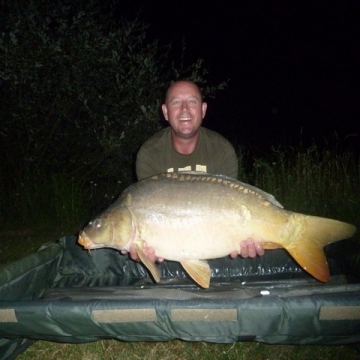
[162,80,207,140]
[165,80,203,103]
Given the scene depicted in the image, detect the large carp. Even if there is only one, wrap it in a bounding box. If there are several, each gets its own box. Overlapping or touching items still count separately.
[78,172,356,288]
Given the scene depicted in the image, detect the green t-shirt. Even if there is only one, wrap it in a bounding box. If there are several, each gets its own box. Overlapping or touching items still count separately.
[136,127,238,180]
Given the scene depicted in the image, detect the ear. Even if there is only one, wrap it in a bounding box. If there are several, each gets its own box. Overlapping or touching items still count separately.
[162,104,169,121]
[202,102,207,118]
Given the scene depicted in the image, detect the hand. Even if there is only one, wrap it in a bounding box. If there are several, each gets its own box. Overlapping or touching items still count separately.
[121,245,164,263]
[230,238,264,259]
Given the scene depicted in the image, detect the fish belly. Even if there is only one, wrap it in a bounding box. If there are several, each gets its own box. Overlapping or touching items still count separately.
[134,212,269,261]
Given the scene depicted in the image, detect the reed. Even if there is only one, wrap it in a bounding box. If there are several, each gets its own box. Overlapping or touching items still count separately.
[239,142,359,229]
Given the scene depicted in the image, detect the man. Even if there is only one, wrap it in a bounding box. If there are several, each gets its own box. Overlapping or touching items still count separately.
[136,80,238,180]
[124,80,264,262]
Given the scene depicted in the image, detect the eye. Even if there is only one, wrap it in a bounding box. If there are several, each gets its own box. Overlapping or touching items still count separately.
[93,219,102,229]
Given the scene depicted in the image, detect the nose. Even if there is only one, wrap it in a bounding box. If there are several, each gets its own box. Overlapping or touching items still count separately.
[180,101,189,111]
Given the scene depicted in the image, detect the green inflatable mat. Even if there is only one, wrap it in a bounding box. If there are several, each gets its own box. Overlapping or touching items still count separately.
[0,235,359,359]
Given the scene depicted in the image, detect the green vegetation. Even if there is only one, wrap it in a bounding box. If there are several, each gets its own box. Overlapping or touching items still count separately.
[244,141,359,227]
[0,0,226,228]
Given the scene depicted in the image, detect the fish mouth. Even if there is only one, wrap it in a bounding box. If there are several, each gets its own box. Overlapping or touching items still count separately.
[78,231,95,250]
[78,231,110,250]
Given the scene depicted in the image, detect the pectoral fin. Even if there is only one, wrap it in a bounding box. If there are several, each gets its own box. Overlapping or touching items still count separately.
[134,242,160,283]
[180,260,211,288]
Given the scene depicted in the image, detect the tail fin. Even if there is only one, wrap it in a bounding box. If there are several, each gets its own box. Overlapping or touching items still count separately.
[286,214,356,282]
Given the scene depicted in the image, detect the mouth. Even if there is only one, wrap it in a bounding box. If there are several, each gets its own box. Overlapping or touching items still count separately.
[78,231,95,250]
[179,116,192,121]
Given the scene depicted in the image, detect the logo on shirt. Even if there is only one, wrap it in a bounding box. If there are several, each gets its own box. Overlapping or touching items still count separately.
[167,165,207,173]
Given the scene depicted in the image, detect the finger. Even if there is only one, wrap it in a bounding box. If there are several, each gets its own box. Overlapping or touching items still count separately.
[240,241,249,258]
[255,241,265,256]
[143,246,157,263]
[129,245,139,261]
[230,250,238,259]
[246,241,257,258]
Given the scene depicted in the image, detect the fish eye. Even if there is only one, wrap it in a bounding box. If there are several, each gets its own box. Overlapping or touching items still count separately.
[93,219,102,229]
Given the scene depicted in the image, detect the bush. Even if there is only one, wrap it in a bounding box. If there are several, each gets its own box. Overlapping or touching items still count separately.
[0,0,226,225]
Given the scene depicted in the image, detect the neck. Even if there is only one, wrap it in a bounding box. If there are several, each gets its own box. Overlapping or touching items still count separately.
[171,131,199,154]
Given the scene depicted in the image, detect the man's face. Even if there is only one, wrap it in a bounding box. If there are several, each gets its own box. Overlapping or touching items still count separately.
[162,81,207,139]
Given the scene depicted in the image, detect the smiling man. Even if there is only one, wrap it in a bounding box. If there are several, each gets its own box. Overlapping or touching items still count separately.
[136,80,238,181]
[126,80,264,262]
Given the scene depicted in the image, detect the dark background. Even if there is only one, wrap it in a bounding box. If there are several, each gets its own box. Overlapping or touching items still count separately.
[121,1,359,153]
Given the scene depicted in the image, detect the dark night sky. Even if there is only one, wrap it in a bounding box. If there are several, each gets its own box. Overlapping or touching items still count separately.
[123,1,360,152]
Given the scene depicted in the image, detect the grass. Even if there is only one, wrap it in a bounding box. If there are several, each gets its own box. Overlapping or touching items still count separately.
[16,339,360,360]
[2,141,360,359]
